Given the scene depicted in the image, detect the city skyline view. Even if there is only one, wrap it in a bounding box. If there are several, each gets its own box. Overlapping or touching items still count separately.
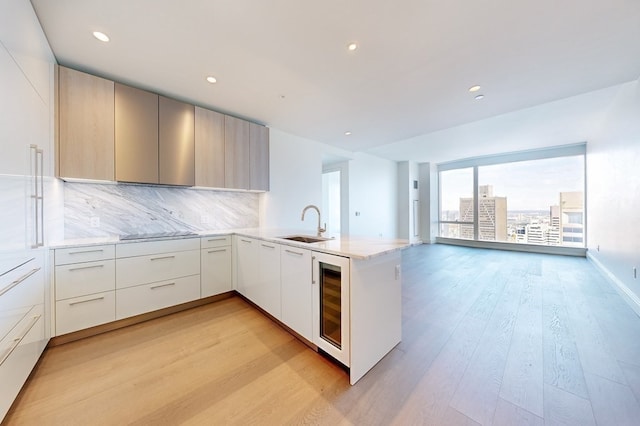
[440,155,585,212]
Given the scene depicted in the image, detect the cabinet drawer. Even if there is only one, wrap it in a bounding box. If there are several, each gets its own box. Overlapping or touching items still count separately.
[116,238,199,258]
[55,245,115,265]
[116,250,200,289]
[200,235,231,249]
[0,304,45,419]
[201,246,232,297]
[55,259,115,300]
[0,260,43,322]
[55,292,115,335]
[116,275,200,320]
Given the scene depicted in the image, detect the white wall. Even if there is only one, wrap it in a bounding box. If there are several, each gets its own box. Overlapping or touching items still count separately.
[261,128,324,233]
[348,152,398,238]
[263,128,399,239]
[587,79,640,305]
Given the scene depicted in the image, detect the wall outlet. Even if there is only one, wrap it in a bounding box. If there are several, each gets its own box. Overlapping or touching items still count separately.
[90,216,100,228]
[395,265,401,280]
[201,215,210,224]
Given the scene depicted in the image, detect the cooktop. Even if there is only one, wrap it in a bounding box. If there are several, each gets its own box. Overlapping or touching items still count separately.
[118,231,198,241]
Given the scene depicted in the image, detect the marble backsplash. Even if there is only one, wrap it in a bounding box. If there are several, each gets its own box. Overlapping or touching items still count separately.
[64,182,260,238]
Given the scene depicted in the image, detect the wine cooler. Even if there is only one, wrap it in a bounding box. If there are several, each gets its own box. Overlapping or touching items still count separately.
[312,252,350,366]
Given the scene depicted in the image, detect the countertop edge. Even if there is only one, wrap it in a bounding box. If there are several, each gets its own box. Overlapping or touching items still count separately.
[49,230,414,259]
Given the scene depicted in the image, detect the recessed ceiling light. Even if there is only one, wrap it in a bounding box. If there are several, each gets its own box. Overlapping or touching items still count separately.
[475,94,485,100]
[347,42,358,51]
[92,31,110,42]
[206,76,217,84]
[345,131,352,136]
[469,85,481,92]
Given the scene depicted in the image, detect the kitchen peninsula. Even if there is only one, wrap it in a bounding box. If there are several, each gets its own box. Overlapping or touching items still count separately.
[51,230,410,385]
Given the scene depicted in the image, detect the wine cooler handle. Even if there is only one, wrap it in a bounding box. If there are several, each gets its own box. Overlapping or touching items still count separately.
[311,256,316,284]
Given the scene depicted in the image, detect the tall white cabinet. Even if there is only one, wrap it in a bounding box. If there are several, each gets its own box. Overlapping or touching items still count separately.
[0,0,57,421]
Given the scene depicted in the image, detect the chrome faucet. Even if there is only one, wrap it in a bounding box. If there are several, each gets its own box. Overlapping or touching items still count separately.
[301,205,326,237]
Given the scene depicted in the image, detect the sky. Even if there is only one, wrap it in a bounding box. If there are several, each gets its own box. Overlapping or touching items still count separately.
[440,155,584,212]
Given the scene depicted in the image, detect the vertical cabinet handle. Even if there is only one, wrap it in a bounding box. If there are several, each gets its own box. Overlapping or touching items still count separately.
[30,144,44,248]
[312,256,316,284]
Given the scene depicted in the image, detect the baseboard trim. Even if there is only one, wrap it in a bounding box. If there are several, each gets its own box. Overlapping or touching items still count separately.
[436,237,587,257]
[587,252,640,317]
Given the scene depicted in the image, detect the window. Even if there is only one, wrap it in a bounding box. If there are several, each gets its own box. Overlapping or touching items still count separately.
[438,144,585,249]
[439,168,473,239]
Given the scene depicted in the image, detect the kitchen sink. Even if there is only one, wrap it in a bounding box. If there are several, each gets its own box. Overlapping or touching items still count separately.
[279,235,332,243]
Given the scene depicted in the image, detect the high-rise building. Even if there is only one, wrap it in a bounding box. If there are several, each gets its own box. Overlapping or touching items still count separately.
[548,205,561,245]
[459,185,507,241]
[560,191,584,247]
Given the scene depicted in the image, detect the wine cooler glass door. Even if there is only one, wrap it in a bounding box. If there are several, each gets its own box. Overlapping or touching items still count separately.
[313,252,350,366]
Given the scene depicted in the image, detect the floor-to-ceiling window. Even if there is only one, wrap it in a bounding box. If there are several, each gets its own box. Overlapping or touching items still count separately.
[438,144,585,251]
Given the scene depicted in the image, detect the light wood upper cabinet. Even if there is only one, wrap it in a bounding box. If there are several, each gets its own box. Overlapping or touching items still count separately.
[55,67,268,190]
[57,66,114,180]
[250,122,269,191]
[159,96,195,186]
[195,107,225,188]
[115,83,159,184]
[224,115,250,190]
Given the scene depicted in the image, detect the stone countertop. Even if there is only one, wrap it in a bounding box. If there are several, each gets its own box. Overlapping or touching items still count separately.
[233,229,412,260]
[49,228,413,260]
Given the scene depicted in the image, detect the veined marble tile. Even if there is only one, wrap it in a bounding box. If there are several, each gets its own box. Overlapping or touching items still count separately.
[64,182,259,238]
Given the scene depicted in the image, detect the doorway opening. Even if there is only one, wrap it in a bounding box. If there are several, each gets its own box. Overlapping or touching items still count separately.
[322,170,341,238]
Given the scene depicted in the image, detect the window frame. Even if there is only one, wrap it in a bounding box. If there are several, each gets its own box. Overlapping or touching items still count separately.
[437,143,587,255]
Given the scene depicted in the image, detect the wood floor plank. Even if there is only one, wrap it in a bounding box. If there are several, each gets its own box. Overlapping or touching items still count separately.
[584,372,640,426]
[619,361,640,405]
[560,271,627,384]
[543,383,596,426]
[498,274,544,417]
[542,275,589,399]
[449,275,520,425]
[492,397,544,426]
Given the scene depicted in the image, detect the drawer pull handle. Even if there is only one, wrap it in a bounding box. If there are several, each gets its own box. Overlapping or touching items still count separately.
[285,249,304,256]
[68,264,105,272]
[150,255,176,261]
[0,267,41,297]
[69,249,104,255]
[207,238,227,242]
[240,239,252,243]
[150,282,176,290]
[262,244,276,249]
[0,314,41,366]
[69,296,105,306]
[207,249,227,254]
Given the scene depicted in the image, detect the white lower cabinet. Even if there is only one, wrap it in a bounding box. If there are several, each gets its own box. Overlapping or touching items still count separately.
[53,245,116,335]
[55,292,115,335]
[115,238,201,320]
[256,241,281,319]
[280,247,312,341]
[235,236,259,299]
[235,237,281,319]
[201,236,232,297]
[116,275,200,320]
[0,251,47,421]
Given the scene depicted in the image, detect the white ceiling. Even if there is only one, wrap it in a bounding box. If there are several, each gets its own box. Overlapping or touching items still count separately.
[31,0,640,156]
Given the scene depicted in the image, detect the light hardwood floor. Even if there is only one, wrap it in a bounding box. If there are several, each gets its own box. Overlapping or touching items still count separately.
[5,244,640,425]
